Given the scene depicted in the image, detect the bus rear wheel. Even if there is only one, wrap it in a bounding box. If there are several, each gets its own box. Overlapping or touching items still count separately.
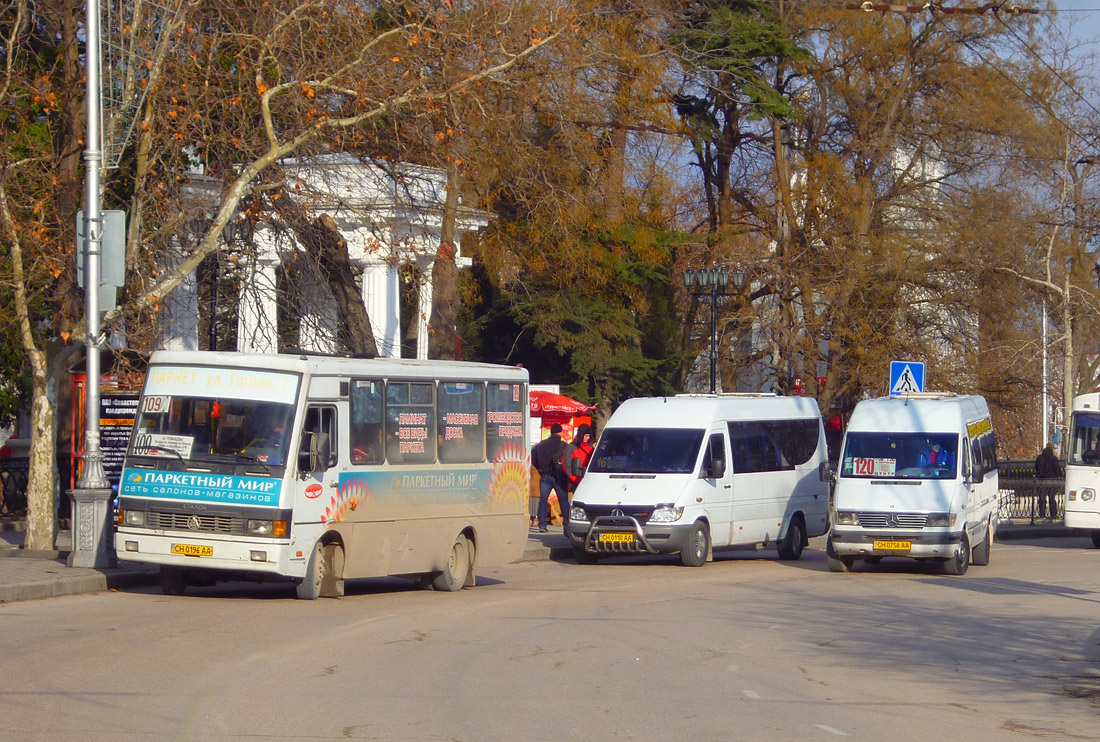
[432,535,470,591]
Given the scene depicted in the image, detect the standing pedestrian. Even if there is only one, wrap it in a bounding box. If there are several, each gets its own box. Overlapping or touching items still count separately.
[561,423,595,529]
[531,423,567,533]
[1034,444,1061,520]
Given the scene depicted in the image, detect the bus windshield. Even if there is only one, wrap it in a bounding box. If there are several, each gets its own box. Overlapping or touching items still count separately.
[588,428,705,475]
[131,395,296,467]
[841,432,959,480]
[1068,411,1100,466]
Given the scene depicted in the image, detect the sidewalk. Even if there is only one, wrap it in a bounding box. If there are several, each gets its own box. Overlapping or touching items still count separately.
[0,518,1084,605]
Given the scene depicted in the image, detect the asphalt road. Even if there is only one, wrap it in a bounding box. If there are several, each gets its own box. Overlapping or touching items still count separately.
[1,537,1098,742]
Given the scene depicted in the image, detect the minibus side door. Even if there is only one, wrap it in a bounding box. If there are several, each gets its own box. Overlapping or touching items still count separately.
[698,429,734,546]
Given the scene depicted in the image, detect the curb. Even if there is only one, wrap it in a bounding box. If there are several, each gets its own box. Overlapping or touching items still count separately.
[0,564,160,604]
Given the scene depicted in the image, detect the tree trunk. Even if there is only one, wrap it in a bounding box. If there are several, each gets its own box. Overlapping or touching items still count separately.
[270,192,379,356]
[427,162,462,360]
[23,348,58,551]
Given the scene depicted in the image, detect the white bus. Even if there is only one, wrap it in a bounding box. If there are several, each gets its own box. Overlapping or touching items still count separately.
[1063,393,1100,548]
[829,394,999,574]
[115,351,531,598]
[568,394,830,566]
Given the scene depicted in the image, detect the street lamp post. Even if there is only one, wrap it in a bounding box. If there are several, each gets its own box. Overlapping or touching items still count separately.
[683,267,745,394]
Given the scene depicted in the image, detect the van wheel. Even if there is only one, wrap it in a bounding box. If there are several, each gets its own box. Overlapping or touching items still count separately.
[825,537,854,573]
[574,548,599,564]
[680,522,710,567]
[160,567,186,596]
[972,521,992,567]
[777,517,805,560]
[1091,531,1100,549]
[432,535,470,591]
[942,533,970,576]
[296,540,327,600]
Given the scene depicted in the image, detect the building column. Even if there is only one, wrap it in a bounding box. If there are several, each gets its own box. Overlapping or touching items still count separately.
[237,256,279,354]
[362,260,400,358]
[157,250,199,351]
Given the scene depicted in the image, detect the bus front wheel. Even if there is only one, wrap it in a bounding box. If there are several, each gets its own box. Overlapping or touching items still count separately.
[160,567,186,596]
[432,535,470,591]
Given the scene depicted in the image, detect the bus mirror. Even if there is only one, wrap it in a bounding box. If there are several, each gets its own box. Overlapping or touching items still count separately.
[311,432,331,473]
[971,464,984,484]
[298,432,315,476]
[705,437,725,479]
[819,461,833,482]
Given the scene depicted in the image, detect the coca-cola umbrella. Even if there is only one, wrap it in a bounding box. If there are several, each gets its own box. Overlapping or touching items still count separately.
[529,390,597,417]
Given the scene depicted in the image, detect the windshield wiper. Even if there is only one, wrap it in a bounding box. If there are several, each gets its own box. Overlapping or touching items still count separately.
[230,452,272,473]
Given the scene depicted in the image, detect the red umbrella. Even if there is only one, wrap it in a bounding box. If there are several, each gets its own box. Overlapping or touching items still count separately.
[529,390,597,417]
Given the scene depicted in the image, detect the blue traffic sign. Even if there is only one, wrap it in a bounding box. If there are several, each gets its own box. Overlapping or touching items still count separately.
[890,361,925,396]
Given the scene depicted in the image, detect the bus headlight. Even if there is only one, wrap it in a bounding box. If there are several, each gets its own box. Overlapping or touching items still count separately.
[570,505,589,523]
[1082,488,1096,502]
[925,512,957,527]
[649,506,684,524]
[248,520,288,536]
[834,511,860,526]
[123,510,146,527]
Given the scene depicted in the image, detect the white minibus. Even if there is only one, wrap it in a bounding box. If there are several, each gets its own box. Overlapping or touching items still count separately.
[567,394,830,566]
[115,350,530,598]
[828,393,999,575]
[1063,392,1100,548]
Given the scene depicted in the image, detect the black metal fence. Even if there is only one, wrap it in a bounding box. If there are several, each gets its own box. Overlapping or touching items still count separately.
[0,457,28,516]
[997,458,1064,524]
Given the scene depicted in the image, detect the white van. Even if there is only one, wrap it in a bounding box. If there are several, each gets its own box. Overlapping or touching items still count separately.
[567,394,830,566]
[828,393,999,575]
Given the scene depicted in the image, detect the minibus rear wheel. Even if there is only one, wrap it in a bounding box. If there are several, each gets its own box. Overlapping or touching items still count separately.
[777,516,806,560]
[972,519,992,566]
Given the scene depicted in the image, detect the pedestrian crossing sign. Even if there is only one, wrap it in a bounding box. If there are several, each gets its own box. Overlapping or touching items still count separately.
[889,361,925,396]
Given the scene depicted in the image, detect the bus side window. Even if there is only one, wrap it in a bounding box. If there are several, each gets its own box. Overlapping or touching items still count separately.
[350,379,384,464]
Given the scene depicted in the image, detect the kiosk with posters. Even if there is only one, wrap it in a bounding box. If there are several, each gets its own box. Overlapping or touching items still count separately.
[529,387,596,524]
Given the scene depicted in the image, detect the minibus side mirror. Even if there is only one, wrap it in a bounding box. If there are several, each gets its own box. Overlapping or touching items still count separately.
[819,461,834,482]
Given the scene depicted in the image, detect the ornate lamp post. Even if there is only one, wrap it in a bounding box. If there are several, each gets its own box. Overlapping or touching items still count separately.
[683,267,745,394]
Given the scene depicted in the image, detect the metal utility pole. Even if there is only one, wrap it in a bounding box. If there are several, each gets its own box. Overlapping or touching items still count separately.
[69,0,115,569]
[1042,297,1049,451]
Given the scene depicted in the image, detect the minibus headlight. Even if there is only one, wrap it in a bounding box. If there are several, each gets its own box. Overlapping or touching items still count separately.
[248,519,273,535]
[1081,488,1096,502]
[649,506,684,524]
[123,510,146,527]
[925,512,957,527]
[834,511,860,526]
[570,505,589,523]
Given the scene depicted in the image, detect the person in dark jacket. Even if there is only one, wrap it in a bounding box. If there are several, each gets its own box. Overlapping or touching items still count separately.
[531,423,567,532]
[1034,444,1061,520]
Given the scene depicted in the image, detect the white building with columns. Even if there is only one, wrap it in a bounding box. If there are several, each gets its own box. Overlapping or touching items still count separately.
[160,154,486,358]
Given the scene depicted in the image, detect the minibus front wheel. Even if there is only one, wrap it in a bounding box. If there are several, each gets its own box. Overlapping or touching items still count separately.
[680,521,710,567]
[941,533,970,576]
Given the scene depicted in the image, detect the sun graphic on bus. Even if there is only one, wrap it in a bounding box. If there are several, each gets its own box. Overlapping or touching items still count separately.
[485,442,529,512]
[323,477,373,525]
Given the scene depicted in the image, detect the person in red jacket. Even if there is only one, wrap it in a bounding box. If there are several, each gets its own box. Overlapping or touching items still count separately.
[563,423,594,498]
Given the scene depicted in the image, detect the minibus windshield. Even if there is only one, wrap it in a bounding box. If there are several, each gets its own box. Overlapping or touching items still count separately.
[130,395,296,467]
[588,428,705,474]
[1068,411,1100,465]
[840,432,958,480]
